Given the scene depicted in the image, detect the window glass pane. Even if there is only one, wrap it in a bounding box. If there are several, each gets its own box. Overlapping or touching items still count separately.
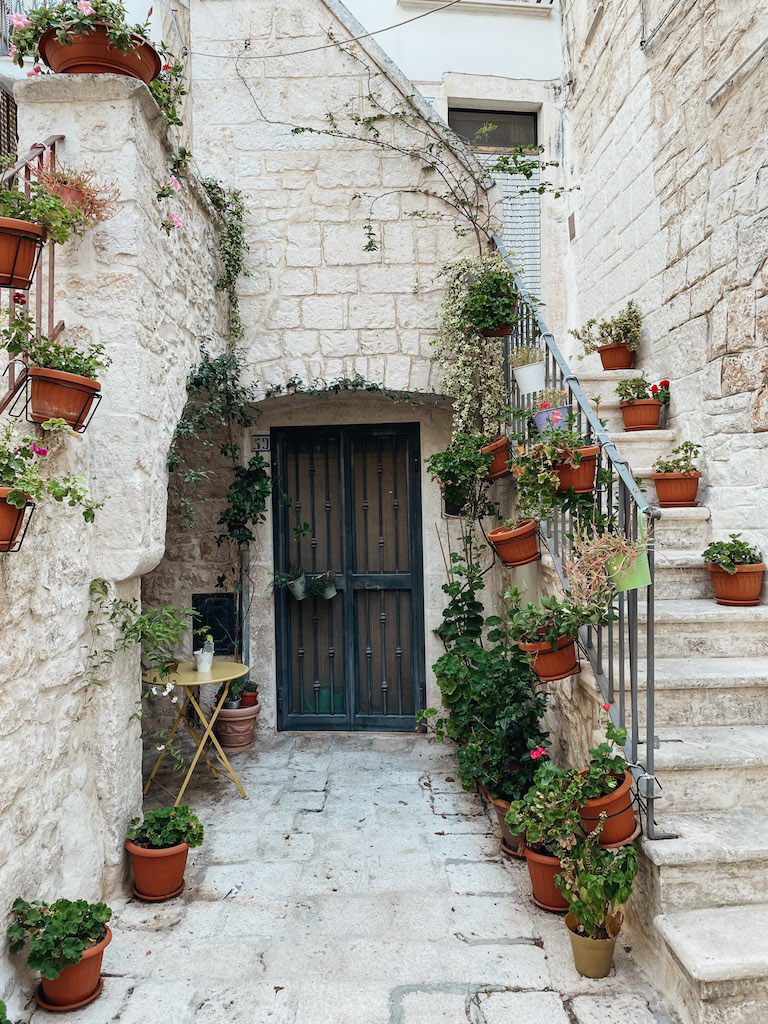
[448,108,537,149]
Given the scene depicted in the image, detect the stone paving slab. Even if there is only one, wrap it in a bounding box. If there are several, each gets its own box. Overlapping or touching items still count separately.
[20,733,677,1024]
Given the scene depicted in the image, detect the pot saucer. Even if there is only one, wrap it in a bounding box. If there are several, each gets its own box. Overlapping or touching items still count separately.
[500,837,524,859]
[532,896,567,914]
[35,978,103,1012]
[597,822,642,849]
[132,880,185,902]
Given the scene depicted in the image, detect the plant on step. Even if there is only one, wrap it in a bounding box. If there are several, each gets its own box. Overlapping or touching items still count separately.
[701,533,763,573]
[615,376,670,405]
[505,759,585,857]
[425,431,496,523]
[127,805,204,850]
[653,441,701,475]
[33,161,119,228]
[0,182,82,243]
[570,300,643,356]
[581,721,628,799]
[7,898,112,981]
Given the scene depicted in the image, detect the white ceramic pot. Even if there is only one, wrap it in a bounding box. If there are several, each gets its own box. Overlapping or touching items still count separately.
[194,649,214,672]
[287,575,308,601]
[512,360,546,395]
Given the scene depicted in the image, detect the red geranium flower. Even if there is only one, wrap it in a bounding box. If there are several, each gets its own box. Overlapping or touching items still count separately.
[659,379,670,388]
[651,385,658,394]
[162,63,171,71]
[13,291,26,305]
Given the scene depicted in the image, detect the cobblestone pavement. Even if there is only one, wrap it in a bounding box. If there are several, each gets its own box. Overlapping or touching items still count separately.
[26,733,677,1024]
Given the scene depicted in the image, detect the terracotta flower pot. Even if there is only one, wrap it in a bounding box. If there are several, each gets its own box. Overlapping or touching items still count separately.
[215,701,261,753]
[555,445,599,493]
[488,793,525,856]
[565,912,619,978]
[28,367,101,430]
[0,217,43,289]
[707,563,766,607]
[651,471,701,507]
[0,488,28,552]
[523,846,568,911]
[39,24,161,83]
[519,634,578,682]
[50,184,86,211]
[620,399,662,431]
[37,926,111,1010]
[240,691,259,708]
[481,436,509,481]
[578,770,638,847]
[598,343,634,370]
[488,519,539,567]
[126,839,189,900]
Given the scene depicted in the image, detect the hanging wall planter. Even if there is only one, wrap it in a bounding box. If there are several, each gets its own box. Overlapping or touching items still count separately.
[39,24,161,83]
[27,367,101,431]
[523,847,568,912]
[481,436,509,481]
[519,634,578,682]
[533,405,569,436]
[555,445,600,494]
[597,342,634,370]
[287,574,307,601]
[607,547,651,593]
[578,770,638,847]
[0,218,44,290]
[488,519,540,568]
[512,359,547,395]
[0,489,31,551]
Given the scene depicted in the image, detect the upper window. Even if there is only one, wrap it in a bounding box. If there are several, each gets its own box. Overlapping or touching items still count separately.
[447,108,538,151]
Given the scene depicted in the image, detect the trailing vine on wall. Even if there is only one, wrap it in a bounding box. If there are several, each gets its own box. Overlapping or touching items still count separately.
[200,178,250,343]
[263,372,432,407]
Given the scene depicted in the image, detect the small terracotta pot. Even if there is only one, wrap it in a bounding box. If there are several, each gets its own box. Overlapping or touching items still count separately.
[651,471,701,507]
[555,445,600,493]
[126,839,189,900]
[481,436,509,481]
[707,563,765,607]
[523,846,568,911]
[488,793,525,855]
[38,926,111,1009]
[519,634,578,682]
[0,488,28,552]
[620,399,663,431]
[50,184,86,211]
[566,912,619,978]
[488,519,539,567]
[240,691,259,708]
[215,701,261,753]
[28,366,101,430]
[39,24,161,83]
[0,216,43,289]
[578,770,637,846]
[598,343,634,370]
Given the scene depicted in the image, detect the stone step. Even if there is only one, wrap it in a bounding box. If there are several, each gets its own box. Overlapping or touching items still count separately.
[638,656,768,727]
[640,811,768,912]
[639,600,768,659]
[606,428,678,469]
[653,507,712,551]
[645,725,768,812]
[572,366,640,404]
[653,904,768,1024]
[652,550,711,599]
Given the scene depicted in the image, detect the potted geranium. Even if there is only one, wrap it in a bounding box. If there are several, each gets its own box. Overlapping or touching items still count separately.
[10,0,161,84]
[0,420,100,550]
[0,183,80,289]
[7,898,112,1011]
[426,431,497,510]
[556,823,639,977]
[215,679,261,752]
[126,805,204,901]
[505,758,585,911]
[570,300,642,370]
[531,387,569,436]
[651,441,702,507]
[508,344,546,395]
[578,721,638,846]
[615,376,669,431]
[3,308,107,432]
[702,533,765,606]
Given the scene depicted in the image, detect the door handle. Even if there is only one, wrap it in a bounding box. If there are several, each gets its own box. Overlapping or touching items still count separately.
[353,582,381,590]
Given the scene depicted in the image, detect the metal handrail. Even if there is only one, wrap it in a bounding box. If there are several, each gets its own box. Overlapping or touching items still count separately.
[492,233,674,841]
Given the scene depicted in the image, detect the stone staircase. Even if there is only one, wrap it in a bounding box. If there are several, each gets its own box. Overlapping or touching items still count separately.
[571,368,768,1024]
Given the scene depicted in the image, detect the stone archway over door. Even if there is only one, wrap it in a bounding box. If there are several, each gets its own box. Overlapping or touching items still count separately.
[272,423,425,731]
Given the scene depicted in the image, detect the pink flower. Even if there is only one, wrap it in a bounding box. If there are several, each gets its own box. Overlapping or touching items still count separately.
[602,703,611,711]
[77,0,95,13]
[530,746,547,760]
[169,212,185,229]
[9,12,32,29]
[169,175,182,192]
[30,444,48,457]
[9,42,17,58]
[552,411,562,423]
[26,65,41,77]
[147,6,153,16]
[539,401,549,410]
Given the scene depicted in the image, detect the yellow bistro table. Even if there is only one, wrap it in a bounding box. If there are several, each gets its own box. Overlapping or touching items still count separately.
[142,661,250,806]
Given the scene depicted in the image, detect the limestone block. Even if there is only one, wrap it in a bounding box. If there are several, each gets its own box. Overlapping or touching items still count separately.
[726,287,757,352]
[348,295,396,330]
[301,295,346,329]
[319,330,359,357]
[753,385,768,432]
[323,224,379,265]
[722,352,764,396]
[316,267,359,294]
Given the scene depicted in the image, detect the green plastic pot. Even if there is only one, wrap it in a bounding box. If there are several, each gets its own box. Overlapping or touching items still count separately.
[607,548,651,592]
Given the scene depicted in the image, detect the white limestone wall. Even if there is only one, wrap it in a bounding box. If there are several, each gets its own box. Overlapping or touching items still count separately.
[0,77,227,1013]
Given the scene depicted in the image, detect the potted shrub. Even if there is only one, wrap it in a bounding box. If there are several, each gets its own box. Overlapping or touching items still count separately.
[578,721,638,846]
[33,162,118,226]
[7,898,112,1011]
[427,431,497,510]
[505,759,585,911]
[458,256,519,336]
[570,300,642,371]
[10,0,161,84]
[308,570,337,600]
[125,805,204,901]
[274,565,308,601]
[527,425,601,494]
[509,344,546,395]
[556,822,639,978]
[3,308,107,432]
[702,533,765,606]
[651,441,702,507]
[615,376,669,431]
[240,680,259,707]
[531,387,569,435]
[0,182,80,289]
[0,420,100,550]
[193,625,215,672]
[215,679,261,752]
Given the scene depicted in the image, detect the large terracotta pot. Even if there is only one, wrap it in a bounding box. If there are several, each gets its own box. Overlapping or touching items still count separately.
[555,445,599,493]
[39,24,161,83]
[215,701,261,753]
[481,436,509,480]
[0,488,28,552]
[523,846,568,912]
[28,367,100,430]
[707,563,765,607]
[519,634,578,682]
[565,912,619,978]
[651,471,701,507]
[488,519,539,567]
[620,399,662,431]
[598,343,634,370]
[488,792,524,856]
[36,927,111,1010]
[0,217,43,289]
[125,839,189,900]
[578,770,638,847]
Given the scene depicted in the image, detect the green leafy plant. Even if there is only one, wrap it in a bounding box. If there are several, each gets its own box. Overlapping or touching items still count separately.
[3,309,108,379]
[615,376,670,405]
[127,805,204,849]
[653,441,701,475]
[570,300,643,356]
[306,570,336,597]
[201,179,250,343]
[556,820,638,939]
[581,721,628,800]
[425,431,496,522]
[273,565,305,589]
[460,262,519,333]
[0,1000,17,1024]
[0,183,81,244]
[702,533,763,573]
[7,898,111,981]
[507,589,615,649]
[505,760,585,857]
[149,44,187,126]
